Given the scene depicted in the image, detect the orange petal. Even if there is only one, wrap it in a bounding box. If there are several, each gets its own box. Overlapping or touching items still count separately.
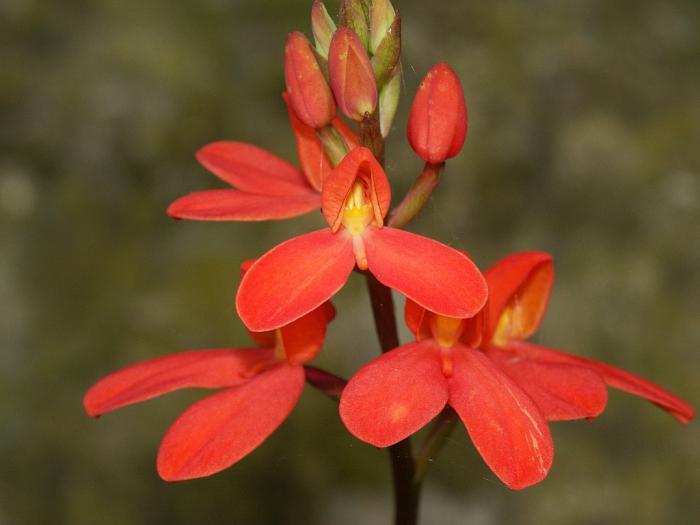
[321,146,391,230]
[283,92,330,192]
[483,251,554,345]
[167,190,320,221]
[510,341,695,424]
[278,302,336,364]
[83,348,276,417]
[196,142,314,196]
[157,363,304,481]
[448,348,553,490]
[339,341,448,447]
[236,229,355,332]
[486,345,608,421]
[404,298,428,340]
[365,227,487,319]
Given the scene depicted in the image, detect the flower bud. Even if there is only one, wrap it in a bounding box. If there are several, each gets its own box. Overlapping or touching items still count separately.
[407,63,467,163]
[371,10,400,89]
[311,1,336,58]
[339,0,370,51]
[328,28,378,122]
[379,65,401,138]
[370,0,396,54]
[285,31,336,129]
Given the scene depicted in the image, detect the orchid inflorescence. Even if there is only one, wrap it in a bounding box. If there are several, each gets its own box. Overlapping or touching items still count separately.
[84,0,693,513]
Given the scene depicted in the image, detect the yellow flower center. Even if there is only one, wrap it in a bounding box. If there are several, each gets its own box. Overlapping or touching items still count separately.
[342,181,373,236]
[430,315,464,348]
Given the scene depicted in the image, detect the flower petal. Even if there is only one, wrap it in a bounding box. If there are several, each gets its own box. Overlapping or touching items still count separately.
[484,251,554,344]
[321,147,391,230]
[283,92,330,192]
[167,190,320,221]
[404,299,428,340]
[157,363,304,481]
[339,341,448,447]
[510,341,695,424]
[448,347,553,490]
[236,229,355,332]
[196,142,314,196]
[486,345,608,421]
[83,348,276,417]
[365,227,487,319]
[279,301,336,364]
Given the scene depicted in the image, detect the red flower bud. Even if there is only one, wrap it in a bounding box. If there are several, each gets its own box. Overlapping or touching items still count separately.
[328,28,378,122]
[407,63,467,163]
[285,32,336,129]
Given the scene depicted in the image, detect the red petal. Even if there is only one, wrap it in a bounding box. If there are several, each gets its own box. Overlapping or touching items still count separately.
[339,341,448,447]
[448,348,553,489]
[407,63,467,163]
[328,28,378,121]
[167,190,320,221]
[236,229,355,332]
[486,345,608,421]
[196,142,314,196]
[510,341,695,424]
[483,251,553,344]
[365,228,487,319]
[404,299,427,340]
[157,363,304,481]
[321,147,391,231]
[279,301,336,364]
[83,348,276,417]
[283,92,330,192]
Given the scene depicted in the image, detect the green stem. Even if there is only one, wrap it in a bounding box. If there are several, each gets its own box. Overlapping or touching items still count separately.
[388,162,444,228]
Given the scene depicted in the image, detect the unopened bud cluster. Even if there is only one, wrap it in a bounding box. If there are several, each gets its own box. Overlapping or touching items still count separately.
[287,0,403,136]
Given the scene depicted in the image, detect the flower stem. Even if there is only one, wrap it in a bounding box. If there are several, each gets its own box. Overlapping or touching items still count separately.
[413,407,458,484]
[388,162,444,228]
[304,365,347,401]
[364,272,399,353]
[365,272,421,525]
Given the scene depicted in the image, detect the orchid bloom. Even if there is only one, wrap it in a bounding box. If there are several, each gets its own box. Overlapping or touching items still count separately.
[84,263,335,481]
[236,146,488,332]
[166,95,357,222]
[339,301,554,490]
[339,251,694,490]
[481,251,695,423]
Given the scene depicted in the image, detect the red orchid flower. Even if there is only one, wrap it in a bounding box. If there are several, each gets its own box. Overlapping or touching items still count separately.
[166,95,358,222]
[339,251,694,490]
[236,146,488,332]
[339,302,554,490]
[481,251,695,423]
[84,266,335,481]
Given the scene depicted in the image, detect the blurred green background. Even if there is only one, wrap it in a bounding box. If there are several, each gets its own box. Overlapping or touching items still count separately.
[1,0,698,523]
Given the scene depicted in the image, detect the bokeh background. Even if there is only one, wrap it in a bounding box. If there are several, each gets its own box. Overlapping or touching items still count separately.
[2,0,699,523]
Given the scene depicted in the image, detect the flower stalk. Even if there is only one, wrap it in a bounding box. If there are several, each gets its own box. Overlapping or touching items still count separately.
[389,162,444,228]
